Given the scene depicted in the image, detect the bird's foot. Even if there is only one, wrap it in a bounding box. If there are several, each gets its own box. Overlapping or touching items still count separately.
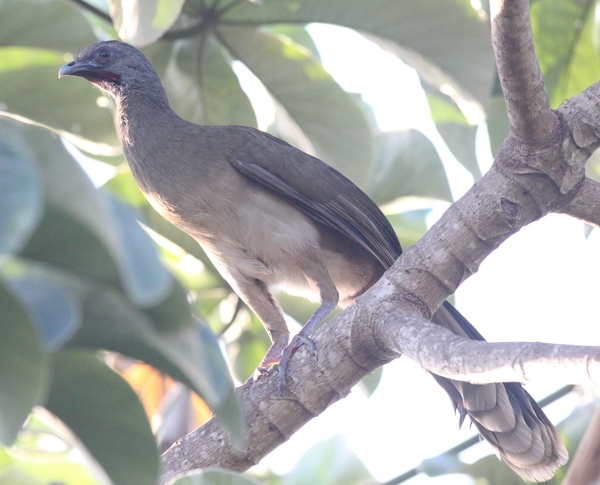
[277,334,317,394]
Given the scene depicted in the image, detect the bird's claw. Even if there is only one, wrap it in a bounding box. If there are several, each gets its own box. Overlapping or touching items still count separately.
[277,334,317,395]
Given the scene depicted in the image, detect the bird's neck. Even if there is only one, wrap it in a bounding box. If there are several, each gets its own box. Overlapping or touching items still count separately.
[115,84,179,148]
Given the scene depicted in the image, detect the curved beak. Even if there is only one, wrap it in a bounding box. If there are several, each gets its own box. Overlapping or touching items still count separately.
[58,59,100,79]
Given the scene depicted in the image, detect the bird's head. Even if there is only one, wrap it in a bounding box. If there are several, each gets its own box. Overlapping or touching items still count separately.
[58,41,159,98]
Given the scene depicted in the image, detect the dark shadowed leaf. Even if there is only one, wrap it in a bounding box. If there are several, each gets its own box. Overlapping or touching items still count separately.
[63,276,243,440]
[0,281,49,445]
[486,92,509,157]
[218,26,373,184]
[367,130,452,204]
[45,349,159,485]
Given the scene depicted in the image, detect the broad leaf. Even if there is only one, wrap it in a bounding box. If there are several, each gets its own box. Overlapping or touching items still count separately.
[367,130,452,204]
[109,0,185,47]
[1,116,171,306]
[0,47,119,153]
[45,349,159,485]
[0,0,97,52]
[0,130,43,255]
[147,36,257,127]
[280,435,372,485]
[437,123,482,180]
[531,0,600,108]
[218,26,373,183]
[0,281,49,444]
[62,275,242,439]
[222,0,495,110]
[7,277,81,350]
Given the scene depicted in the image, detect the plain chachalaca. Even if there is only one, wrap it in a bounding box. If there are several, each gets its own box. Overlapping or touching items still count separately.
[59,41,567,480]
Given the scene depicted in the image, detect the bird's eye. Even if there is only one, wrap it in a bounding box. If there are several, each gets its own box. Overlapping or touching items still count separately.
[99,49,111,59]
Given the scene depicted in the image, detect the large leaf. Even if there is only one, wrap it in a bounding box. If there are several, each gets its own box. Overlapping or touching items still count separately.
[437,123,482,180]
[367,130,452,204]
[218,26,373,183]
[0,47,120,153]
[59,272,242,439]
[146,36,257,127]
[0,115,172,306]
[7,277,82,350]
[278,435,372,485]
[221,0,495,110]
[0,281,49,445]
[109,0,185,47]
[0,129,43,255]
[531,0,599,108]
[0,0,97,52]
[45,349,159,485]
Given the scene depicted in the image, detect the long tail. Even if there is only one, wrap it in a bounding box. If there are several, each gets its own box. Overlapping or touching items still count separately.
[430,302,568,481]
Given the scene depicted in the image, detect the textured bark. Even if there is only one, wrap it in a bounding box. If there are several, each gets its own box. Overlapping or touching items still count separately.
[160,0,600,481]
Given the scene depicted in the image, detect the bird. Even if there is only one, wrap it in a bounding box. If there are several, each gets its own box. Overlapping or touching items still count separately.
[59,40,568,481]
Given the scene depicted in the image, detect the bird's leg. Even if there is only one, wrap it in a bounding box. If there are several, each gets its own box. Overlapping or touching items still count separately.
[278,267,339,393]
[229,277,290,383]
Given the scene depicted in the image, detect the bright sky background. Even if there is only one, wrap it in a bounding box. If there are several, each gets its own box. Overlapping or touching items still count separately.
[254,23,600,484]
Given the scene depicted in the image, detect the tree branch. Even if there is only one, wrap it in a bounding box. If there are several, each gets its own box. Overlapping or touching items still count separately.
[490,0,557,143]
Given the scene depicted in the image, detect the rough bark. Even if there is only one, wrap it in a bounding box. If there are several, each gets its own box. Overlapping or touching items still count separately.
[160,0,600,482]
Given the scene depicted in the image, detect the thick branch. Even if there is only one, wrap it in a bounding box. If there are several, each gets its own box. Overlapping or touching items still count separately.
[490,0,557,142]
[374,299,600,385]
[558,178,600,227]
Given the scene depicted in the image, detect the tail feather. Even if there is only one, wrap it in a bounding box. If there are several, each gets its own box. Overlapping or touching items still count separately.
[431,302,568,481]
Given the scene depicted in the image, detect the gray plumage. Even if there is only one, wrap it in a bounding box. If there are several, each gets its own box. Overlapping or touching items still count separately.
[59,41,568,480]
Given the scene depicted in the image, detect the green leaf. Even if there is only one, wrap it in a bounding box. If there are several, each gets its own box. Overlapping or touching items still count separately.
[146,36,257,127]
[486,92,509,157]
[109,0,185,47]
[437,122,482,179]
[218,26,373,184]
[6,277,82,350]
[280,435,372,485]
[63,276,243,440]
[107,197,174,307]
[531,0,599,108]
[1,116,171,306]
[168,469,263,485]
[222,0,495,110]
[45,349,159,485]
[0,281,49,445]
[0,0,98,52]
[367,130,452,204]
[0,130,43,255]
[0,48,120,154]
